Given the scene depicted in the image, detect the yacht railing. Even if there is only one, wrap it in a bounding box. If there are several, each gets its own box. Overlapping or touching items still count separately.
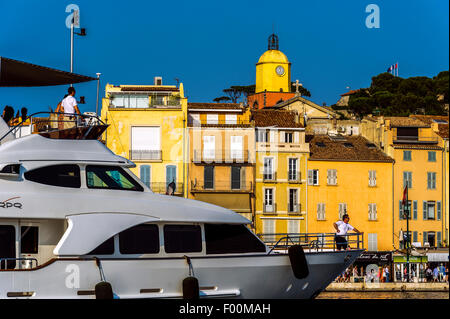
[0,257,38,270]
[257,232,365,254]
[1,111,107,143]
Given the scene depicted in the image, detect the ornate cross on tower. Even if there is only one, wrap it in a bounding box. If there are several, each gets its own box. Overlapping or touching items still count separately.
[293,79,302,96]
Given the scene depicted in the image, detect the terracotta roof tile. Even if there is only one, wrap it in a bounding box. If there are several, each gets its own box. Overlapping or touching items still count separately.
[437,124,449,139]
[410,115,449,125]
[386,117,429,128]
[309,135,394,162]
[252,109,303,128]
[392,144,443,150]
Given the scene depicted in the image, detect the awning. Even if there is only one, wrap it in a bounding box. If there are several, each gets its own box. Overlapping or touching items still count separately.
[427,252,449,262]
[0,56,96,87]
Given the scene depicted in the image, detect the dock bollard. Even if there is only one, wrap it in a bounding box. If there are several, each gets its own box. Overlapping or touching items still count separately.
[288,245,309,279]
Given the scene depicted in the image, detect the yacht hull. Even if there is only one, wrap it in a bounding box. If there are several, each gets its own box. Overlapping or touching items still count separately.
[0,249,362,299]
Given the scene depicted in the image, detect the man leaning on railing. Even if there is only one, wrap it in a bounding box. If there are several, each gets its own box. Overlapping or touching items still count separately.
[55,87,81,130]
[333,214,362,251]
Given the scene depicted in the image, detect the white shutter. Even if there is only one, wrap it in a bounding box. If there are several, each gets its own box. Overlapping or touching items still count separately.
[327,170,331,185]
[131,127,160,151]
[225,114,237,125]
[230,136,243,159]
[294,132,299,143]
[308,170,313,185]
[280,132,285,143]
[269,130,275,142]
[334,170,337,185]
[203,135,215,159]
[206,114,218,124]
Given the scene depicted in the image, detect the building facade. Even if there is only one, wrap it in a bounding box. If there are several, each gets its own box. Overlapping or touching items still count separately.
[100,80,188,196]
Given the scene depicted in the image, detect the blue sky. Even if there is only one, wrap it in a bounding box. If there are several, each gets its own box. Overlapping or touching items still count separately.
[0,0,448,115]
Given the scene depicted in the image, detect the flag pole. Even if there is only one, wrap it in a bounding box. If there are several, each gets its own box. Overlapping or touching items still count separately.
[406,185,410,282]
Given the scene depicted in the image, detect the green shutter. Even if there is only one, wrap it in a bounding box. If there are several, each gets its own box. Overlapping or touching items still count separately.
[423,231,428,245]
[413,231,418,243]
[403,172,407,188]
[437,201,441,220]
[413,200,418,220]
[423,201,427,220]
[427,173,431,189]
[437,232,442,247]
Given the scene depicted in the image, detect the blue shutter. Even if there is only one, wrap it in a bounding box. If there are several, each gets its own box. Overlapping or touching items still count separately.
[423,231,428,245]
[437,232,442,247]
[413,231,418,243]
[403,172,407,188]
[413,200,417,220]
[140,165,150,188]
[423,201,427,220]
[166,165,176,188]
[437,201,441,220]
[399,201,403,220]
[427,172,431,189]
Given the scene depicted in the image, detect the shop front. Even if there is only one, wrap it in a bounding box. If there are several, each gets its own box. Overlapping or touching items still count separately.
[393,255,428,282]
[352,251,392,282]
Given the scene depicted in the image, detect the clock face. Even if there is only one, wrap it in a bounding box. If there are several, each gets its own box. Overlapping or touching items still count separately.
[276,65,285,76]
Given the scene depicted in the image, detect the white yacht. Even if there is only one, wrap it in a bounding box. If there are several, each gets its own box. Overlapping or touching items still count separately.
[0,56,364,299]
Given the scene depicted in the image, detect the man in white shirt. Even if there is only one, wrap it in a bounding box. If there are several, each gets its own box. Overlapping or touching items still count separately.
[333,214,361,250]
[60,87,81,129]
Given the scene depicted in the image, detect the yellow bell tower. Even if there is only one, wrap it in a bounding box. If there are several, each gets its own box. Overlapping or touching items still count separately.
[255,34,291,94]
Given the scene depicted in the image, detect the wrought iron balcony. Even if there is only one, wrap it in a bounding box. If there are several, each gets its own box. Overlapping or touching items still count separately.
[393,135,438,144]
[288,203,301,214]
[129,150,162,161]
[262,172,277,182]
[190,180,253,193]
[193,149,251,163]
[148,182,184,195]
[288,171,301,183]
[263,203,277,214]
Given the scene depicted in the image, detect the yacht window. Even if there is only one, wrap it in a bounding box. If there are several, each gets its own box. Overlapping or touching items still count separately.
[119,224,159,254]
[0,225,16,269]
[24,164,80,188]
[86,165,143,191]
[204,224,266,254]
[87,237,115,255]
[164,225,202,253]
[20,226,39,254]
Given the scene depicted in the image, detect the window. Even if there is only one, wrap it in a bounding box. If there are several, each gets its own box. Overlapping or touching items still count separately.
[189,114,200,126]
[397,128,418,141]
[338,203,347,219]
[425,232,436,247]
[428,151,436,162]
[140,165,151,188]
[263,158,274,180]
[262,220,275,242]
[403,151,412,161]
[88,237,114,255]
[284,132,293,143]
[231,166,241,190]
[288,158,298,181]
[437,201,442,220]
[166,165,176,189]
[110,94,148,108]
[427,172,436,190]
[256,129,268,143]
[369,170,377,187]
[424,201,435,220]
[230,136,243,160]
[20,226,38,254]
[399,200,411,220]
[119,224,159,254]
[225,114,237,125]
[86,166,144,191]
[164,225,202,253]
[368,233,378,251]
[204,224,266,254]
[403,171,412,188]
[0,225,16,269]
[368,203,377,220]
[327,169,337,185]
[25,164,80,188]
[206,114,218,125]
[308,169,319,185]
[131,127,160,160]
[288,189,299,212]
[287,220,300,235]
[264,188,275,213]
[203,136,215,160]
[317,203,326,220]
[204,166,214,189]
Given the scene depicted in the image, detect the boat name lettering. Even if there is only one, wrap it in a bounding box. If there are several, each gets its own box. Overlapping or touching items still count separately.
[0,197,23,209]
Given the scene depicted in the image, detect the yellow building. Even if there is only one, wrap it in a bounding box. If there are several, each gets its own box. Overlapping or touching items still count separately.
[187,102,255,222]
[375,117,445,249]
[307,135,394,251]
[252,109,309,238]
[100,79,188,196]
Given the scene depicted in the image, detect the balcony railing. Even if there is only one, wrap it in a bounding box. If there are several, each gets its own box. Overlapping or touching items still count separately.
[256,232,364,253]
[263,172,277,182]
[190,180,253,192]
[193,149,252,163]
[148,182,184,195]
[288,171,301,183]
[129,150,162,161]
[263,203,277,214]
[149,98,181,108]
[288,203,301,214]
[393,135,438,144]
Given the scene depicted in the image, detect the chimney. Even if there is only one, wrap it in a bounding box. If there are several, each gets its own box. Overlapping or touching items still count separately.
[154,77,162,86]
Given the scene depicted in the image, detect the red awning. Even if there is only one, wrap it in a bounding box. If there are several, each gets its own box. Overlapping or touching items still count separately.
[0,56,96,87]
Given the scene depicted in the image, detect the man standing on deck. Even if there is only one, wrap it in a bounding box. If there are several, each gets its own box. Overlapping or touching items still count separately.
[333,214,362,251]
[60,87,81,129]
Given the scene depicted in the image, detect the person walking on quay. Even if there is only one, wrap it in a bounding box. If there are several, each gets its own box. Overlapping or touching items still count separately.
[426,266,433,282]
[433,266,439,282]
[333,214,361,251]
[438,263,445,282]
[384,266,390,283]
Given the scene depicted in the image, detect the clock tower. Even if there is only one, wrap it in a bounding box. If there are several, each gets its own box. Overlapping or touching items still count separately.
[255,34,291,94]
